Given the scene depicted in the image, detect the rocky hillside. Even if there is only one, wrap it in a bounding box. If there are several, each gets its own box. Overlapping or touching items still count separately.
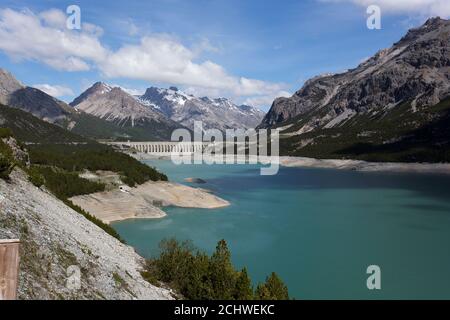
[0,69,23,105]
[0,69,72,123]
[139,87,265,131]
[0,164,172,299]
[260,18,450,162]
[71,83,183,140]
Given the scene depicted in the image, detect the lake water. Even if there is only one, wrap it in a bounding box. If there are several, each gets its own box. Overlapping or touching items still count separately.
[113,160,450,299]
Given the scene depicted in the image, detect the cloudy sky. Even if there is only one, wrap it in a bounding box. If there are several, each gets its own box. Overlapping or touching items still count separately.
[0,0,449,111]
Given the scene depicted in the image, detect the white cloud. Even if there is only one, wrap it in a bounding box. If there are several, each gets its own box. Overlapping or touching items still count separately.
[0,8,107,71]
[192,38,222,55]
[99,35,287,102]
[184,86,222,98]
[244,91,291,108]
[359,56,370,64]
[0,8,287,106]
[39,8,66,28]
[33,84,74,97]
[112,84,145,96]
[127,21,140,36]
[325,0,450,17]
[99,35,235,89]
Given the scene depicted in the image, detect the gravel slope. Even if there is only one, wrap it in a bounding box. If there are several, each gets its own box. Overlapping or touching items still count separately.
[0,169,173,300]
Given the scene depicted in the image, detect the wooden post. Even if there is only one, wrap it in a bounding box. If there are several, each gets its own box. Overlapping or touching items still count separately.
[0,239,20,300]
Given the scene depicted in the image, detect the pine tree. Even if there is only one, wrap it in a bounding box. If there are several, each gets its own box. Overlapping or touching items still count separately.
[184,253,213,300]
[234,267,253,300]
[209,239,237,299]
[255,272,289,300]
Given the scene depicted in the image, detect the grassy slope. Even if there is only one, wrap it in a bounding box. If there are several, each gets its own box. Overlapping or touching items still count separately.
[0,104,89,143]
[59,107,185,142]
[67,112,175,142]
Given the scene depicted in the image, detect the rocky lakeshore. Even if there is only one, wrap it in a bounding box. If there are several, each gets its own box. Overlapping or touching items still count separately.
[69,181,230,224]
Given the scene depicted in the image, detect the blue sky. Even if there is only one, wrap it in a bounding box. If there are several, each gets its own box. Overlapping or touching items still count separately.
[0,0,448,110]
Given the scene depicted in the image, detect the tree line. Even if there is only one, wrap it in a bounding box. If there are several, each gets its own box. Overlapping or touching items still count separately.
[143,238,290,300]
[28,143,167,187]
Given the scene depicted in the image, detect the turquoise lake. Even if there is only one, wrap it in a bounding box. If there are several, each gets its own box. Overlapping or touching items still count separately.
[113,160,450,299]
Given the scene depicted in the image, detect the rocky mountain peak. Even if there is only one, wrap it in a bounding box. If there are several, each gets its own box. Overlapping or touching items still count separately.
[70,82,114,107]
[395,16,450,47]
[0,68,73,122]
[143,86,160,97]
[139,86,265,131]
[92,81,113,92]
[423,16,446,28]
[260,18,450,129]
[0,68,24,105]
[70,81,183,140]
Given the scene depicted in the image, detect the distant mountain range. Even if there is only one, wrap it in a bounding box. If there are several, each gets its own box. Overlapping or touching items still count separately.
[0,68,265,142]
[70,82,182,140]
[0,69,177,141]
[259,17,450,162]
[138,87,265,131]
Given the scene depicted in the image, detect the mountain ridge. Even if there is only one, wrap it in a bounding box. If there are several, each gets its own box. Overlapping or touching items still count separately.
[261,17,450,129]
[259,17,450,162]
[138,86,265,131]
[70,82,184,140]
[0,69,183,141]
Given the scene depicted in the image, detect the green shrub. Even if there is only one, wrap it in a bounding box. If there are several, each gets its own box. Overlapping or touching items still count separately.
[33,166,105,198]
[27,166,45,187]
[0,156,14,180]
[255,272,290,300]
[209,239,238,300]
[0,127,13,139]
[0,138,13,160]
[144,238,289,300]
[65,200,125,243]
[234,268,253,300]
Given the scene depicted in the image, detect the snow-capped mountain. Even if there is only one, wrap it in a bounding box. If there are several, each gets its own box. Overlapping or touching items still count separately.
[138,87,265,131]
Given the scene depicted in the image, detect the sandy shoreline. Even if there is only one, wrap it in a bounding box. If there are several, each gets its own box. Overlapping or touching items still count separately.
[278,156,450,174]
[132,153,450,175]
[70,180,230,224]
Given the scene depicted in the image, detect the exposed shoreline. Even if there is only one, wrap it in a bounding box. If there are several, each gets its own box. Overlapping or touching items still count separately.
[277,156,450,174]
[70,180,230,224]
[132,152,450,175]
